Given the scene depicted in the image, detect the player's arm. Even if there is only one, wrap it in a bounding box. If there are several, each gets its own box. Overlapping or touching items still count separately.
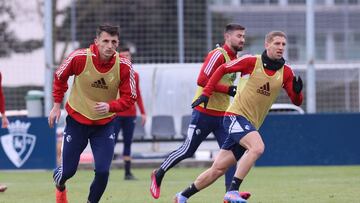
[49,50,85,127]
[53,49,86,104]
[197,50,229,94]
[192,56,254,108]
[282,66,303,106]
[108,59,137,113]
[0,73,9,128]
[203,56,254,97]
[134,73,147,125]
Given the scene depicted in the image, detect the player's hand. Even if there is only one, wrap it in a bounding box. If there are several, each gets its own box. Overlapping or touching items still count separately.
[141,114,146,126]
[1,116,9,128]
[94,102,110,115]
[293,76,303,94]
[48,103,61,128]
[191,95,209,109]
[228,85,237,97]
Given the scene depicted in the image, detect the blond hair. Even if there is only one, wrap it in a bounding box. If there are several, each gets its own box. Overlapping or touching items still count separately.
[265,31,287,43]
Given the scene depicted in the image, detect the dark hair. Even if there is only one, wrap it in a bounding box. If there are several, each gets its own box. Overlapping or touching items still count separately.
[119,47,130,52]
[96,24,120,37]
[224,23,245,33]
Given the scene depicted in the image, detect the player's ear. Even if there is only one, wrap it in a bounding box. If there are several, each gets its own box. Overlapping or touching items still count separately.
[264,41,269,49]
[224,32,230,41]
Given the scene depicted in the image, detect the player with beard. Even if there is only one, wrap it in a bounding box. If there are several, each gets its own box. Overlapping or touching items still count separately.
[175,30,303,203]
[150,23,250,200]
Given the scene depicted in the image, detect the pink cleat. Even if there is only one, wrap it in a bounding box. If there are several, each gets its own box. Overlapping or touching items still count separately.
[239,191,251,200]
[55,188,68,203]
[0,184,7,192]
[150,170,160,199]
[224,190,247,203]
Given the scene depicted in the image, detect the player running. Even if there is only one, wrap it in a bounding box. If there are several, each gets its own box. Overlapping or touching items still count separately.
[174,31,303,203]
[150,23,250,200]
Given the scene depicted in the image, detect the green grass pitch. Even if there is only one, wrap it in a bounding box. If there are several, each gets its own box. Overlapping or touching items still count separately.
[1,165,359,202]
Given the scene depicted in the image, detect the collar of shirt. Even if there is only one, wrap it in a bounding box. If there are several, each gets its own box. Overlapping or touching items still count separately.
[261,50,285,71]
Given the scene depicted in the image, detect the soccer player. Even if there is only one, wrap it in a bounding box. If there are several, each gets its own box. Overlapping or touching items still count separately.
[0,71,9,193]
[114,47,146,180]
[150,23,250,199]
[174,31,303,203]
[48,24,136,203]
[0,72,9,129]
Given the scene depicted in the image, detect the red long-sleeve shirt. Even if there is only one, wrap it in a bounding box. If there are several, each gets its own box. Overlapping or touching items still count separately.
[203,55,303,106]
[53,44,137,125]
[117,71,146,116]
[0,72,5,114]
[194,44,237,116]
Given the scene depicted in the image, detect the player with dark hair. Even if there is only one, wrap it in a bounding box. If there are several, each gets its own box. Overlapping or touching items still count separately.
[0,71,9,193]
[48,24,137,203]
[114,47,146,180]
[150,23,250,200]
[174,31,303,203]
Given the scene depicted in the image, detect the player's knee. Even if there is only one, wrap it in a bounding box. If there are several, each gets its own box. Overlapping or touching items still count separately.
[250,143,265,157]
[94,171,109,184]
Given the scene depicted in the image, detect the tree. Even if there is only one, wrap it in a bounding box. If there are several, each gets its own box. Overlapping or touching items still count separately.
[0,1,16,57]
[0,1,43,57]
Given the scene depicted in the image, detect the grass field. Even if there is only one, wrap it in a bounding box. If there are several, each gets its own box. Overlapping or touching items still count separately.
[0,165,359,203]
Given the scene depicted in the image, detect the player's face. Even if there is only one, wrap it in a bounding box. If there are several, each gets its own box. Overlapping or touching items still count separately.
[265,36,286,60]
[119,51,132,61]
[95,31,119,61]
[225,29,245,52]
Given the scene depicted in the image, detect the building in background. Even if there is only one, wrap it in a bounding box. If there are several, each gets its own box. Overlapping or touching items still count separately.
[209,0,360,63]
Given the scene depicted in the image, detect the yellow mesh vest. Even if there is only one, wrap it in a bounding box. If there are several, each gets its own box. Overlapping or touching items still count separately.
[227,55,284,129]
[192,47,236,112]
[68,49,120,120]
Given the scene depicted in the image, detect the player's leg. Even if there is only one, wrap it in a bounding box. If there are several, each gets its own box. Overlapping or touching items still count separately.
[150,110,213,199]
[232,130,264,185]
[174,149,236,202]
[194,149,237,189]
[158,110,213,171]
[213,116,239,191]
[121,116,136,180]
[54,116,89,203]
[214,118,251,200]
[112,116,123,160]
[224,115,261,203]
[113,116,122,142]
[87,119,116,203]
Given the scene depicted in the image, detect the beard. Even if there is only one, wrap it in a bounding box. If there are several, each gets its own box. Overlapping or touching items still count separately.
[232,44,244,52]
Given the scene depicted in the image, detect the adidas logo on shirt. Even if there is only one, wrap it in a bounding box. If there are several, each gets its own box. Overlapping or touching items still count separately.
[91,78,108,89]
[257,82,270,96]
